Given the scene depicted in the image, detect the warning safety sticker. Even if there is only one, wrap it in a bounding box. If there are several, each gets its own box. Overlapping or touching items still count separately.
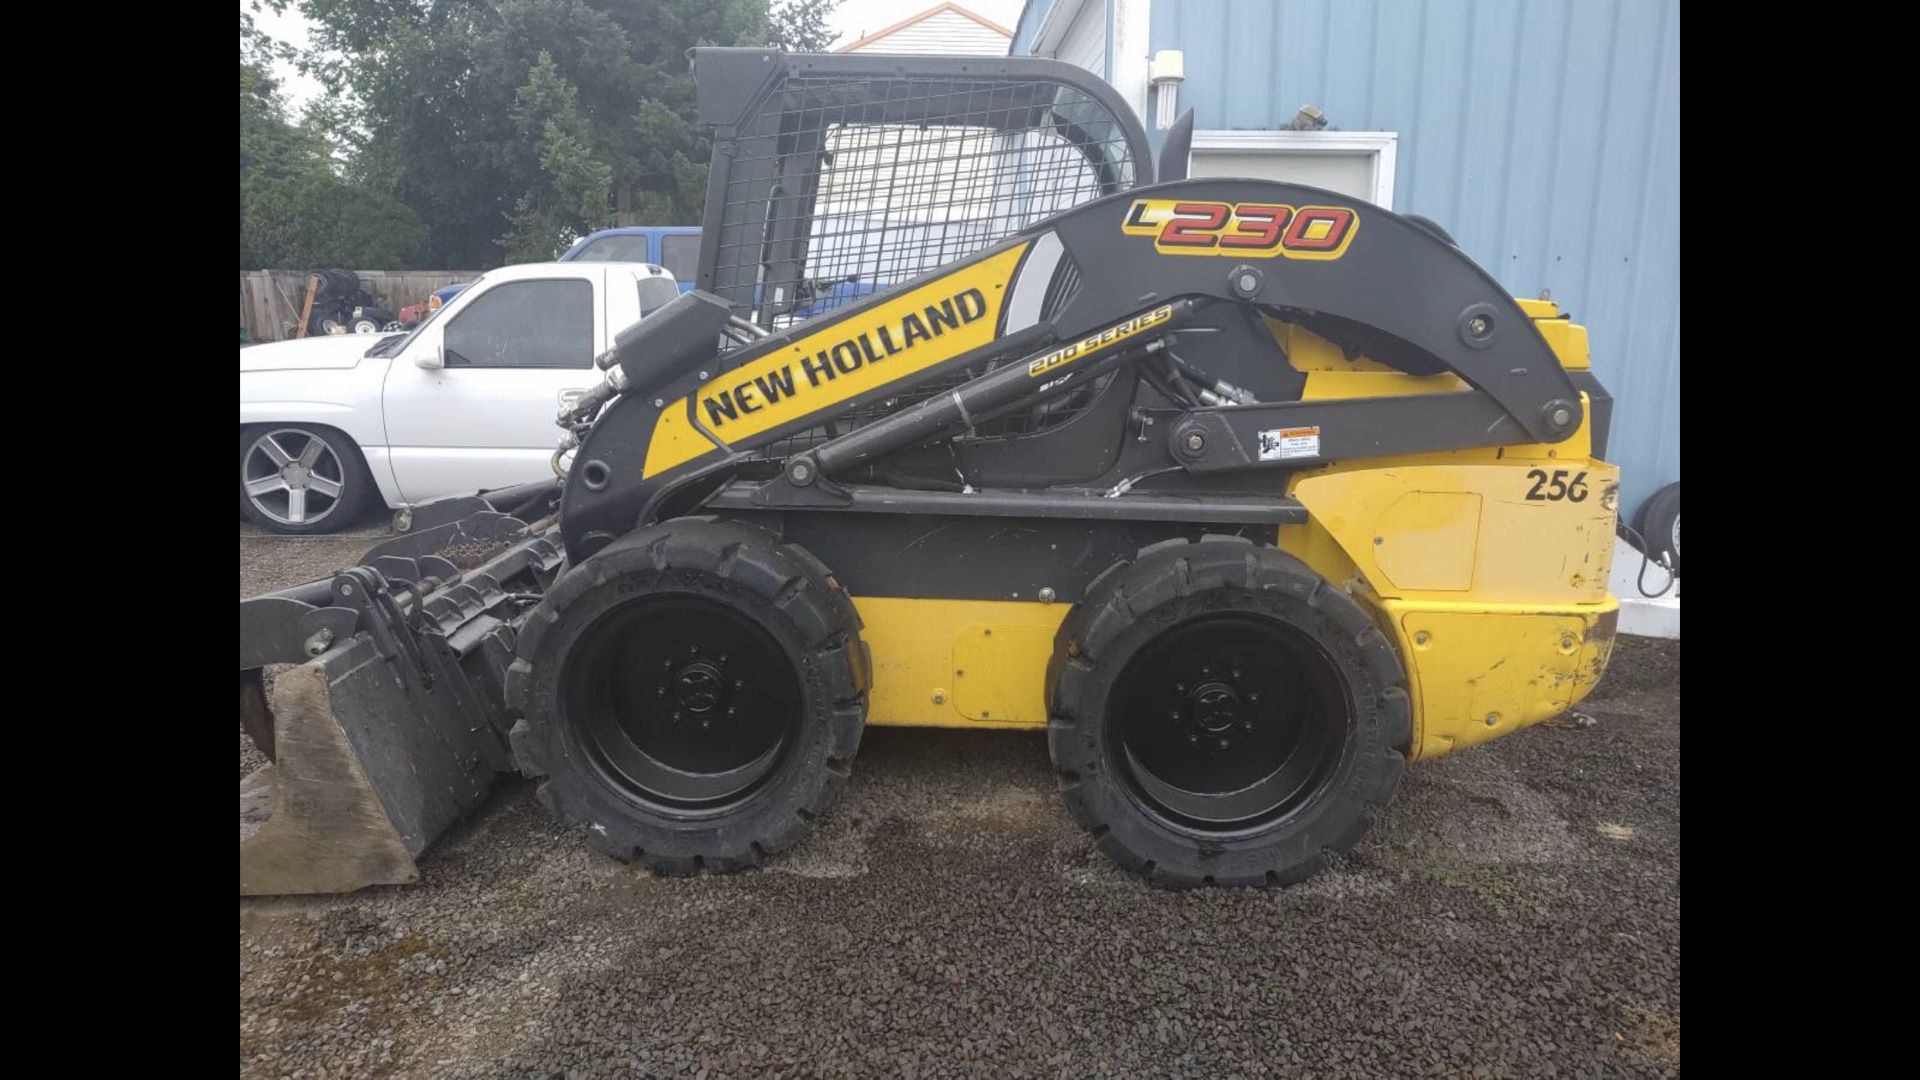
[1258,425,1321,461]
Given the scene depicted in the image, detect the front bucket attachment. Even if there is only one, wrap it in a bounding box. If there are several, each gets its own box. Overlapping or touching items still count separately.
[240,484,564,896]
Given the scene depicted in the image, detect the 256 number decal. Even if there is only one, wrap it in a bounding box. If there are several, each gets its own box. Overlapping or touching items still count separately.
[1525,469,1589,502]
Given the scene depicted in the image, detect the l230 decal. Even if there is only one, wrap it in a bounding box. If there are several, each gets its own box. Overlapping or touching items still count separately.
[1122,199,1359,260]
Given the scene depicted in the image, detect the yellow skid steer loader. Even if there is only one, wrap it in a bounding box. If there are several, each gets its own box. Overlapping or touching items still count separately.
[239,49,1618,894]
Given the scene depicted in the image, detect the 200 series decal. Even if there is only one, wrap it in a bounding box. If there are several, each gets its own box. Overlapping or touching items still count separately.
[1027,304,1175,377]
[1122,199,1360,259]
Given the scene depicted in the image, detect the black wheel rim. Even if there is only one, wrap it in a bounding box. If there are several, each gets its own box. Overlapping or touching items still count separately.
[1109,613,1351,833]
[562,594,801,813]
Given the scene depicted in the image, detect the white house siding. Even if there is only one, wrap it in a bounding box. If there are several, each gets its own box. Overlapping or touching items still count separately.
[843,10,1013,56]
[1056,1,1106,77]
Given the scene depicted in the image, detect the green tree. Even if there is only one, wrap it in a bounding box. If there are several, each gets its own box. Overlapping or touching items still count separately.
[290,0,830,267]
[501,52,613,261]
[770,0,837,52]
[241,4,427,268]
[241,8,329,189]
[243,178,430,268]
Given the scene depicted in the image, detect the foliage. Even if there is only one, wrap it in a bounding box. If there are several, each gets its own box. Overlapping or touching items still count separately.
[244,0,838,268]
[770,0,838,52]
[241,3,427,268]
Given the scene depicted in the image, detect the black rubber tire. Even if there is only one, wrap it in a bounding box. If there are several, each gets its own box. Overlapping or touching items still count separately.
[1046,535,1411,888]
[506,518,869,875]
[237,424,377,535]
[1635,482,1680,575]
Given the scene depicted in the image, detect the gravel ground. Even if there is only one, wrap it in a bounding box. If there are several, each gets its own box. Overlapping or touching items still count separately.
[240,519,1680,1078]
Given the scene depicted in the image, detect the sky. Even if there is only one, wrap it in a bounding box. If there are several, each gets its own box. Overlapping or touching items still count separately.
[244,0,1030,112]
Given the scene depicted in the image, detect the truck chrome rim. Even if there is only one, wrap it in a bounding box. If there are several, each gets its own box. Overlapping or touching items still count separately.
[1109,615,1349,832]
[564,595,800,812]
[242,429,346,526]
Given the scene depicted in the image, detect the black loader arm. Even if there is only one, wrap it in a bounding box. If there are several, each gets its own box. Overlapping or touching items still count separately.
[1040,179,1582,450]
[559,179,1581,563]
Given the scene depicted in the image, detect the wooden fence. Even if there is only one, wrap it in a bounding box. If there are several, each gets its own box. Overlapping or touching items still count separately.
[240,270,486,343]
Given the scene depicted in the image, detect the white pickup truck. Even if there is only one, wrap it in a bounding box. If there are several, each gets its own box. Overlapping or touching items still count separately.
[239,261,679,534]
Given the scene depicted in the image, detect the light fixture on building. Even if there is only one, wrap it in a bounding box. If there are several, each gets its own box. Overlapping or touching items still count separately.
[1150,50,1185,130]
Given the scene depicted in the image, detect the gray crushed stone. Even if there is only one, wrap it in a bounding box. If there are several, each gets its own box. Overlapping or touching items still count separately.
[241,524,1679,1077]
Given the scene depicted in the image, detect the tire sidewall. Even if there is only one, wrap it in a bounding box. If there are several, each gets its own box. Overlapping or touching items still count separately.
[1063,587,1399,882]
[509,523,866,864]
[1637,482,1681,573]
[237,424,372,535]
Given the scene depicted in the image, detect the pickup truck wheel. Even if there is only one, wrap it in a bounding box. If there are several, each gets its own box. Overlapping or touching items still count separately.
[238,425,374,535]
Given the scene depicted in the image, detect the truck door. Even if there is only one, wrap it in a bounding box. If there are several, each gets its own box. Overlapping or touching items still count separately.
[381,267,607,504]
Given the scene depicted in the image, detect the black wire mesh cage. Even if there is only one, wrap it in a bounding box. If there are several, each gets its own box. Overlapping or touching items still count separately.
[693,51,1151,339]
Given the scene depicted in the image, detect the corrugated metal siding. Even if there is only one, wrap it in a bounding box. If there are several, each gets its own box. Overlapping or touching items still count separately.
[1014,0,1679,516]
[844,10,1013,55]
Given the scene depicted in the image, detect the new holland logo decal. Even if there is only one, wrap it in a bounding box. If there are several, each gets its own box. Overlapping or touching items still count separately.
[699,288,990,429]
[1122,199,1359,260]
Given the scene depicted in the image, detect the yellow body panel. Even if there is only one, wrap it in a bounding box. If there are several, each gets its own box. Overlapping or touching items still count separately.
[1286,451,1618,604]
[1276,299,1618,759]
[854,597,1068,729]
[642,395,714,478]
[1281,452,1618,759]
[1387,598,1617,759]
[816,299,1619,762]
[643,243,1031,478]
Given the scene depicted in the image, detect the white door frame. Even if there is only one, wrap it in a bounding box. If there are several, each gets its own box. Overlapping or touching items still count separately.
[1188,130,1400,210]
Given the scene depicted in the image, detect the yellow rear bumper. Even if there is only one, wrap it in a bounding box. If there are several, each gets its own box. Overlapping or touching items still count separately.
[1381,595,1618,760]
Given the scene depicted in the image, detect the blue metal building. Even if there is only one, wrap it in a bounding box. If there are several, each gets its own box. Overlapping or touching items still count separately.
[1011,0,1678,517]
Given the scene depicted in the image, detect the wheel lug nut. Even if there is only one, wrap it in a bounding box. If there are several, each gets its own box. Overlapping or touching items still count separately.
[656,687,666,698]
[1242,721,1254,731]
[727,707,736,718]
[1232,669,1242,680]
[1248,692,1260,703]
[1188,734,1199,744]
[701,720,710,730]
[1174,683,1185,693]
[1218,737,1230,750]
[1170,710,1182,721]
[734,678,746,689]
